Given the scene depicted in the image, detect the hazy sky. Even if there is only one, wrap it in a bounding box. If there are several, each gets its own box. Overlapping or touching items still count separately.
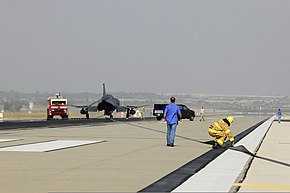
[1,0,290,96]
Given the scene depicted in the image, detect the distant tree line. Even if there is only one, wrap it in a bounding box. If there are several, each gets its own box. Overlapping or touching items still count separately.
[3,101,22,112]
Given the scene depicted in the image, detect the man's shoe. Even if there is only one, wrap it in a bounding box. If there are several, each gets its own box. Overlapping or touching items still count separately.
[167,144,170,146]
[170,144,174,147]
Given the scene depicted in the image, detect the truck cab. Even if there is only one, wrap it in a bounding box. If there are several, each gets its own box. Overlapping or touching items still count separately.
[153,103,195,121]
[47,93,68,120]
[178,104,195,121]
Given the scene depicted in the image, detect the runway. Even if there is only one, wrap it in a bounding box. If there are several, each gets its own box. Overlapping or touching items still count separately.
[0,117,156,130]
[0,115,288,192]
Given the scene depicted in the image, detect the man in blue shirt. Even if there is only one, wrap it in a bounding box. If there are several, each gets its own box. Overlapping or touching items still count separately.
[163,97,182,147]
[277,109,282,123]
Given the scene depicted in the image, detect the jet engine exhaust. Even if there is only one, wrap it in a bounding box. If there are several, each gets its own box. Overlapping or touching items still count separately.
[80,108,87,115]
[130,109,136,115]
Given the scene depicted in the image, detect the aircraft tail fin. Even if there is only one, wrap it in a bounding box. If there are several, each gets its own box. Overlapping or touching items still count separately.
[102,83,106,96]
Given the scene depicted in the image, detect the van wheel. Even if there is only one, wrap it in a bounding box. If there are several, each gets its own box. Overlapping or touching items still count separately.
[156,116,162,121]
[190,116,194,121]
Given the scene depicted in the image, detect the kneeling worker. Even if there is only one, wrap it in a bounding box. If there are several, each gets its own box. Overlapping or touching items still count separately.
[208,116,235,148]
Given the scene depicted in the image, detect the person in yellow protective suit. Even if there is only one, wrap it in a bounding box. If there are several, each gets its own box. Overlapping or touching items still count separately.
[208,116,235,149]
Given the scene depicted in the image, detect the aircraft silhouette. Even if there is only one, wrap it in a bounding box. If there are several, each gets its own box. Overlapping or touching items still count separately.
[71,83,144,119]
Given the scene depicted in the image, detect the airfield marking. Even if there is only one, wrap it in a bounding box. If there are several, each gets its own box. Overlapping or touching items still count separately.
[233,183,290,191]
[0,140,105,152]
[0,139,21,143]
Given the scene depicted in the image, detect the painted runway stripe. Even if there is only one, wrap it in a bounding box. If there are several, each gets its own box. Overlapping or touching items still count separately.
[0,140,105,152]
[0,139,20,143]
[234,183,290,191]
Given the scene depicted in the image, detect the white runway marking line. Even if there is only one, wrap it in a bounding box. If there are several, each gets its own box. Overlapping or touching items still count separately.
[0,139,21,143]
[0,140,105,152]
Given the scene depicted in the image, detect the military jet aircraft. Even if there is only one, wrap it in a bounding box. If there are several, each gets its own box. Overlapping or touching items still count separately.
[71,83,144,119]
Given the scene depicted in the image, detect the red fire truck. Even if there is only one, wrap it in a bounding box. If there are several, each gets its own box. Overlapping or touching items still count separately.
[47,93,68,120]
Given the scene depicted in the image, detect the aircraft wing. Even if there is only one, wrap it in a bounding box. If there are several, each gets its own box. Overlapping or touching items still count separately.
[126,105,147,109]
[70,104,89,108]
[116,105,127,112]
[115,105,147,112]
[70,99,102,109]
[88,99,102,106]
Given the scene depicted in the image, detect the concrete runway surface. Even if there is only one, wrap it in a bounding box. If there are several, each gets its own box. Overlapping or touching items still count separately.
[0,115,288,192]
